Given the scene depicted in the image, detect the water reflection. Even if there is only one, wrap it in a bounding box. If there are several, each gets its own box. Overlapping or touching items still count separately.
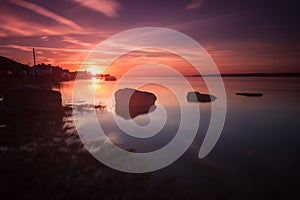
[68,77,300,197]
[1,106,189,199]
[91,77,99,88]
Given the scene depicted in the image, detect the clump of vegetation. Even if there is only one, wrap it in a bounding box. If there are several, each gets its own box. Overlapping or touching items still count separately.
[0,109,190,200]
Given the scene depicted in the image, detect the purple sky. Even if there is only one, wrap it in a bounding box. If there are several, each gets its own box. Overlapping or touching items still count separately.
[0,0,299,73]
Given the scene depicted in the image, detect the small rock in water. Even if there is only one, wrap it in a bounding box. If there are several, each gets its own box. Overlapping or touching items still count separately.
[236,92,263,97]
[187,91,217,103]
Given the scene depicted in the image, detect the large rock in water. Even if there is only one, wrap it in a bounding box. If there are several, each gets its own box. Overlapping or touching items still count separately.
[115,88,157,119]
[0,85,62,114]
[187,91,217,103]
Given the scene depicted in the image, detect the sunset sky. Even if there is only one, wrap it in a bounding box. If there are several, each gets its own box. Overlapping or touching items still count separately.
[0,0,299,74]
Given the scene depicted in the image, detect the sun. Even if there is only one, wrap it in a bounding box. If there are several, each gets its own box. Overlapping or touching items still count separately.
[88,67,101,75]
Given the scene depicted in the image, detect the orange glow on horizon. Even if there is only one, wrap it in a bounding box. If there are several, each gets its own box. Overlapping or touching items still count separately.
[102,48,200,77]
[88,67,101,75]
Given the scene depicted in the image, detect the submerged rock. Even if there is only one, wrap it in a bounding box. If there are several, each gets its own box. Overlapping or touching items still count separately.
[115,88,156,119]
[236,92,263,97]
[0,84,62,114]
[187,91,217,103]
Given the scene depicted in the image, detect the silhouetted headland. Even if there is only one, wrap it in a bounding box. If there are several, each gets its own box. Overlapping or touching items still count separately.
[0,85,62,114]
[0,56,119,116]
[0,56,76,88]
[115,88,156,119]
[187,91,217,103]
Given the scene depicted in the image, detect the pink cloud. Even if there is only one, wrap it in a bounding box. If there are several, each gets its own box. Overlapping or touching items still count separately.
[0,14,74,37]
[0,44,90,53]
[185,0,206,10]
[0,10,114,39]
[10,0,82,30]
[62,36,91,47]
[70,0,121,18]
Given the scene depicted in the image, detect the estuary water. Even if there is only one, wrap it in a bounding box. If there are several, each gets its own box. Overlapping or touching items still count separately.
[1,77,299,199]
[57,76,300,198]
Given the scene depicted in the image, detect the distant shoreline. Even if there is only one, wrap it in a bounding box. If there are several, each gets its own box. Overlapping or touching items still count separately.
[189,73,300,77]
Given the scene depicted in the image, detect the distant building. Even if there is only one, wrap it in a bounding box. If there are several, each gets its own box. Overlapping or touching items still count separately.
[29,63,53,76]
[0,56,72,82]
[75,71,92,79]
[61,72,71,81]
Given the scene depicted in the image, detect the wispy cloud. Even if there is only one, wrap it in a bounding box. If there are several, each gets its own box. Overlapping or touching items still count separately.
[0,9,115,39]
[0,13,75,37]
[1,24,31,36]
[185,0,206,10]
[0,30,8,37]
[62,36,91,47]
[70,0,121,18]
[0,43,89,69]
[9,0,83,30]
[0,44,90,52]
[41,36,49,41]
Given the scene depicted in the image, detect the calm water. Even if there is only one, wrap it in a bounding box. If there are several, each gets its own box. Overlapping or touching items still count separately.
[56,77,300,198]
[1,77,299,199]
